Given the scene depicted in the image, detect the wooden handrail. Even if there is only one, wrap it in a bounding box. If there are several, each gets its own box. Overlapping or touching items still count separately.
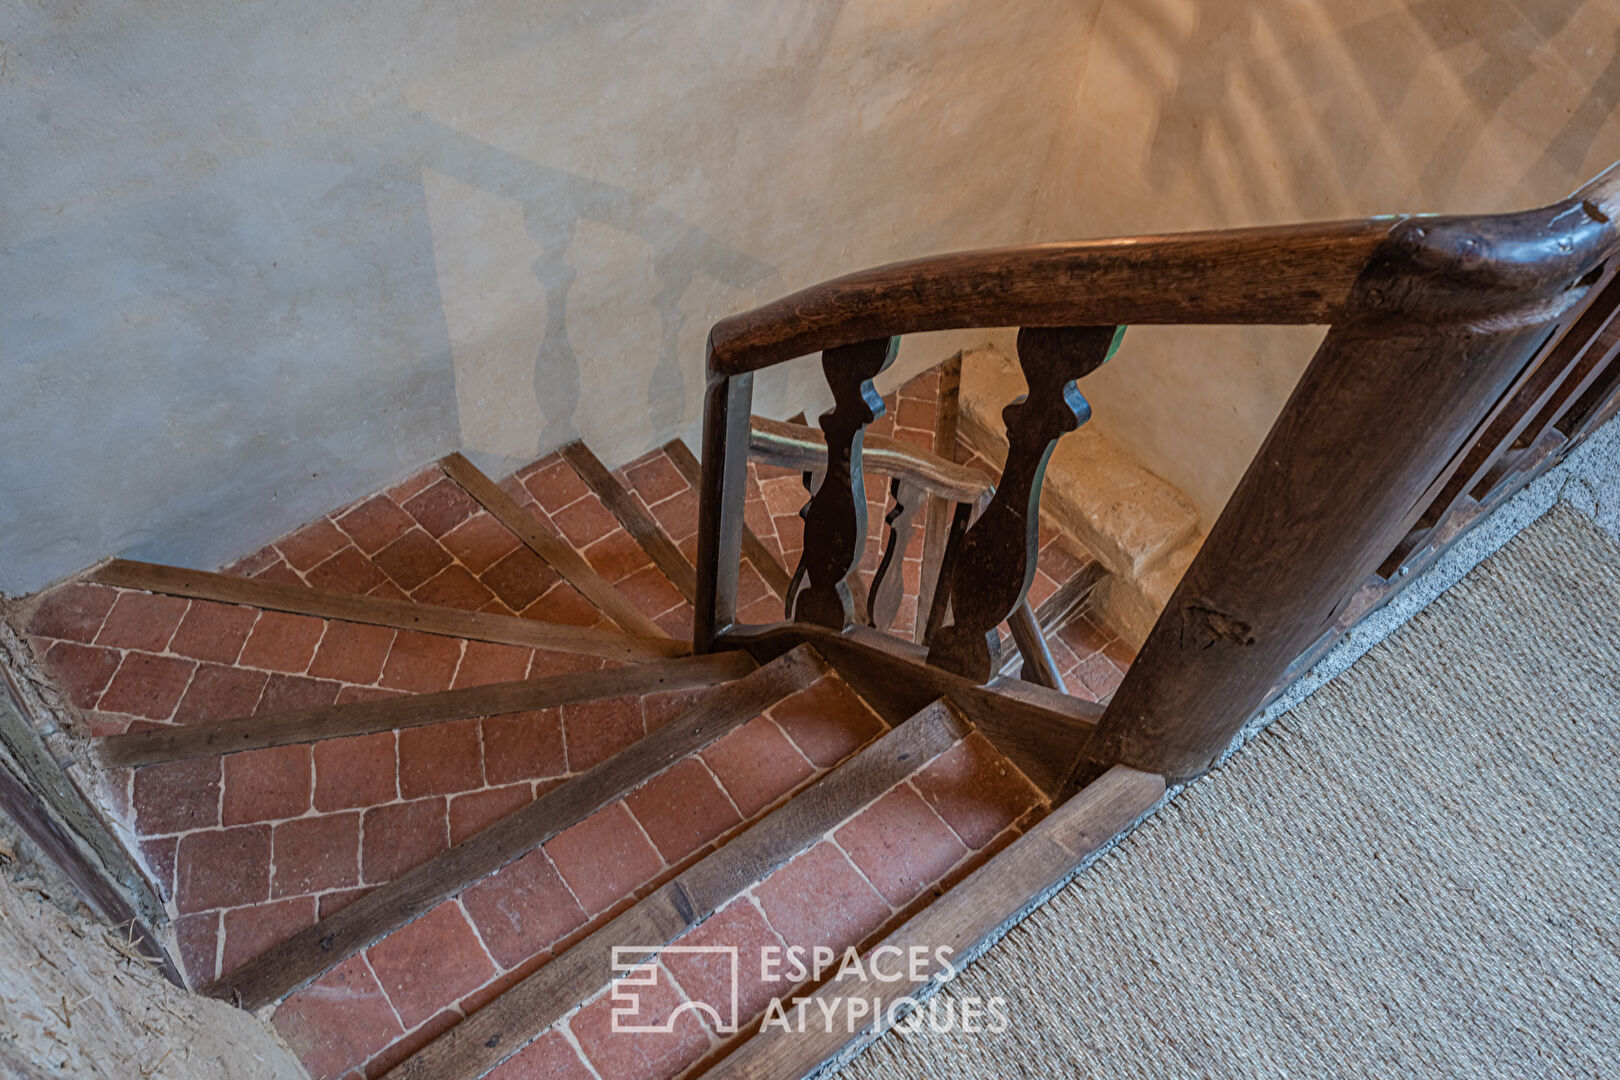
[749,416,990,502]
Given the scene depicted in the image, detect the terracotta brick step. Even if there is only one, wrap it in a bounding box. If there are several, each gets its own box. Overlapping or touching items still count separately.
[378,697,1045,1080]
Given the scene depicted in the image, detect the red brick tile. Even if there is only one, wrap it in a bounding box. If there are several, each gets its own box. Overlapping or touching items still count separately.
[545,803,663,915]
[449,784,534,845]
[27,583,118,643]
[398,718,483,798]
[624,454,689,505]
[176,826,271,912]
[305,621,395,685]
[521,458,589,514]
[441,511,523,575]
[362,798,447,883]
[482,547,561,612]
[753,842,890,955]
[665,898,793,1026]
[451,641,533,690]
[550,495,619,549]
[315,732,397,811]
[273,812,360,897]
[379,631,463,693]
[569,961,709,1080]
[833,785,966,906]
[388,466,442,505]
[772,512,804,555]
[133,758,220,836]
[41,641,122,709]
[1076,653,1124,699]
[335,494,418,554]
[224,546,281,578]
[373,528,454,591]
[221,895,317,975]
[647,493,699,543]
[320,886,372,919]
[139,835,179,901]
[368,578,413,602]
[256,673,343,714]
[402,478,480,538]
[625,758,741,862]
[362,1007,462,1080]
[223,745,312,825]
[486,1030,595,1080]
[174,910,219,986]
[274,955,405,1080]
[94,591,189,652]
[892,396,935,433]
[1102,635,1135,669]
[276,518,351,572]
[98,652,195,721]
[1056,614,1109,658]
[759,476,805,518]
[561,696,644,772]
[305,547,389,594]
[166,600,259,664]
[520,582,599,627]
[239,611,326,674]
[581,530,655,584]
[653,606,692,638]
[767,677,883,768]
[702,717,815,818]
[414,564,499,612]
[366,901,495,1028]
[615,565,684,620]
[481,709,567,786]
[461,848,587,969]
[911,733,1041,850]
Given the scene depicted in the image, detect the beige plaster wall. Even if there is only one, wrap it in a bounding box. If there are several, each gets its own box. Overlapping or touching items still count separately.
[0,1,1091,594]
[1035,0,1620,524]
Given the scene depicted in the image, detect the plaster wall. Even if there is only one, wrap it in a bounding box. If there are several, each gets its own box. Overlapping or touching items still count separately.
[1036,0,1620,523]
[1,1,1093,594]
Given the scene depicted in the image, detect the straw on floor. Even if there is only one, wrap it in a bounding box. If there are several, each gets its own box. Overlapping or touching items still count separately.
[843,503,1620,1080]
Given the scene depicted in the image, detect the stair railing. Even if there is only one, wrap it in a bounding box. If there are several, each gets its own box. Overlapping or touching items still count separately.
[695,161,1620,787]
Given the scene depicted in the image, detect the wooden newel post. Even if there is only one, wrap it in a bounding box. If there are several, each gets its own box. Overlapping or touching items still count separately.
[694,370,754,652]
[927,325,1123,681]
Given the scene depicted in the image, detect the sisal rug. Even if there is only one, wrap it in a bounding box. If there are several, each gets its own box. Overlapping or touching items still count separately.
[842,504,1620,1079]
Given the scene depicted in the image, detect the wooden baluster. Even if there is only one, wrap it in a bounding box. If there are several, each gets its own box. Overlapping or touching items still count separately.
[928,325,1123,681]
[694,372,754,652]
[868,477,925,632]
[792,337,899,629]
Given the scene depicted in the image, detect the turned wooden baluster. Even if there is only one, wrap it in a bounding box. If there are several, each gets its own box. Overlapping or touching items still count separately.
[792,336,899,629]
[928,325,1123,681]
[868,476,925,632]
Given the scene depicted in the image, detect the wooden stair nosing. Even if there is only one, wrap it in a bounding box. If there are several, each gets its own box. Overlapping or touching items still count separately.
[384,698,974,1080]
[205,645,828,1011]
[91,559,686,662]
[720,622,1098,799]
[560,440,700,604]
[663,438,794,601]
[701,764,1166,1080]
[437,452,671,641]
[96,652,758,768]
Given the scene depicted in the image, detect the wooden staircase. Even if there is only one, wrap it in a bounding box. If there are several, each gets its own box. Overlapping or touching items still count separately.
[9,160,1620,1080]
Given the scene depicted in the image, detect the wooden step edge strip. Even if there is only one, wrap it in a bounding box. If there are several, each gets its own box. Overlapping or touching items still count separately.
[663,438,794,601]
[437,452,672,641]
[91,559,686,663]
[97,652,757,768]
[384,697,973,1080]
[559,441,700,604]
[204,644,828,1011]
[701,764,1166,1080]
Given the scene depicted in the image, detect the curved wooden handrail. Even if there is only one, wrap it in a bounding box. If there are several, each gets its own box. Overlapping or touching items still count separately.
[749,416,990,502]
[709,165,1620,376]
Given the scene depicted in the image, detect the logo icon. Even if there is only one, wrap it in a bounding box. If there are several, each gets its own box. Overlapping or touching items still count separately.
[610,946,740,1033]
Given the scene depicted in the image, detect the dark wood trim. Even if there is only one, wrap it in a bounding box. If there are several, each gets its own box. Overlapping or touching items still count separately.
[718,622,1096,798]
[559,441,698,604]
[384,699,972,1080]
[1007,601,1064,692]
[749,416,990,503]
[916,352,964,644]
[695,373,755,652]
[699,765,1165,1080]
[97,653,756,768]
[0,672,180,984]
[91,559,686,662]
[664,439,792,600]
[438,452,671,640]
[207,646,828,1010]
